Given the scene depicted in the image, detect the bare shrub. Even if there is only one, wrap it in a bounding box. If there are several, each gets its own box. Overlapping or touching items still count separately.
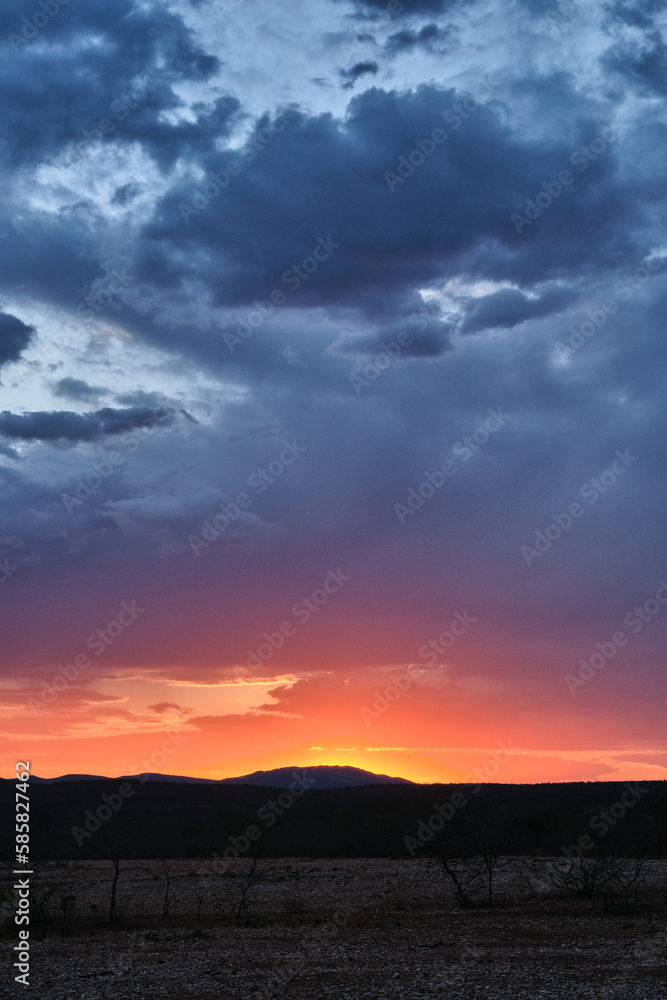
[516,855,650,911]
[431,810,512,908]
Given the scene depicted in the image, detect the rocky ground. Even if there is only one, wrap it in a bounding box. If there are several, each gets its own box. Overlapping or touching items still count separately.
[3,859,666,999]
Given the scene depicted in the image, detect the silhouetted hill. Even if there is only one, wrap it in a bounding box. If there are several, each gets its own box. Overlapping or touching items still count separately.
[219,765,413,788]
[28,764,413,789]
[30,773,111,783]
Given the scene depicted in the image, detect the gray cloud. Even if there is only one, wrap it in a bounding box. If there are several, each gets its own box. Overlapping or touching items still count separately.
[53,377,107,403]
[385,22,458,54]
[347,0,472,15]
[0,0,229,172]
[459,286,576,335]
[605,0,659,30]
[340,61,379,87]
[0,406,175,443]
[603,29,667,95]
[0,313,35,367]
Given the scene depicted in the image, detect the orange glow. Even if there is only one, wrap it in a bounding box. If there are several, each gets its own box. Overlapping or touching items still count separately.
[4,666,667,782]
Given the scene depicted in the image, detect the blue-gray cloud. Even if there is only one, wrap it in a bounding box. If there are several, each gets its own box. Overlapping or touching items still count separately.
[53,377,107,403]
[340,60,379,87]
[0,407,175,442]
[1,0,228,171]
[348,0,472,14]
[385,22,458,54]
[0,313,34,367]
[459,286,576,335]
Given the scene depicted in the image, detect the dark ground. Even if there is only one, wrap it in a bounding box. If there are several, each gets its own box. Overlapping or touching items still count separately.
[2,858,666,1000]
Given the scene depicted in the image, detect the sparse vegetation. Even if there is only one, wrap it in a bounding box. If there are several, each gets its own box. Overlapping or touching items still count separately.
[1,858,666,998]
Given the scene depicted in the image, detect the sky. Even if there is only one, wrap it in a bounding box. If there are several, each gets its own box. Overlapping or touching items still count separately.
[1,0,666,784]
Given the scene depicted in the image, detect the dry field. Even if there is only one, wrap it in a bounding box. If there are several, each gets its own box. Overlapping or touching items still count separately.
[3,859,666,999]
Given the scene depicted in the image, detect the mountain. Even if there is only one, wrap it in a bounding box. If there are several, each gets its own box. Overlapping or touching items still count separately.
[122,772,219,784]
[29,773,109,783]
[219,765,413,789]
[26,765,413,788]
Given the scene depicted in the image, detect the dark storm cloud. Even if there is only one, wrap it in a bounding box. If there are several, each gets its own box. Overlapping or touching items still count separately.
[459,286,577,335]
[0,6,642,370]
[340,61,379,87]
[0,406,175,443]
[385,22,458,54]
[138,77,637,337]
[0,313,35,367]
[1,0,231,171]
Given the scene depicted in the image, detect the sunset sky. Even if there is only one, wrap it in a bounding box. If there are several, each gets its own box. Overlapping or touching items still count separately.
[1,0,666,784]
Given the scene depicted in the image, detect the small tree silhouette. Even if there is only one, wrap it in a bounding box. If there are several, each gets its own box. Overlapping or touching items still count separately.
[207,853,265,921]
[428,801,512,908]
[99,834,150,924]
